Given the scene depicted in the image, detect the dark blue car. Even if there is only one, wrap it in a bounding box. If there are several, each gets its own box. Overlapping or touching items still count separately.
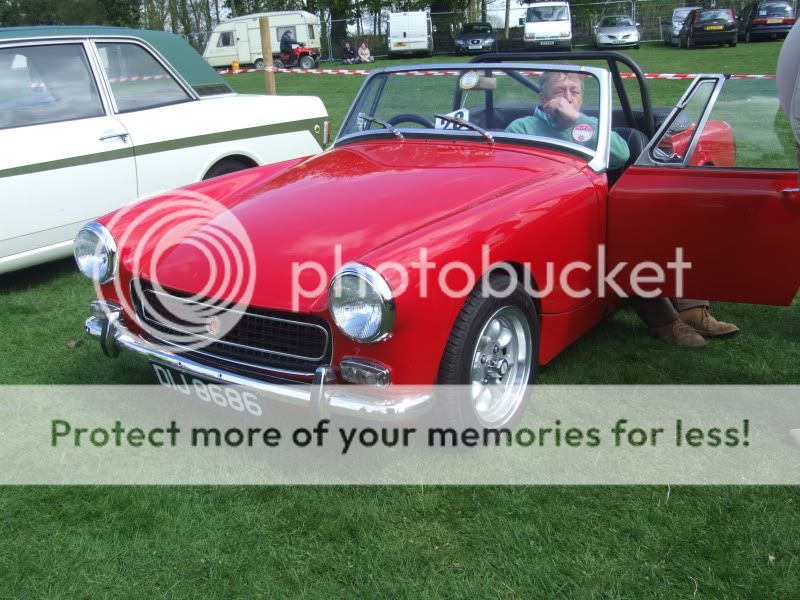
[679,8,738,48]
[738,0,796,42]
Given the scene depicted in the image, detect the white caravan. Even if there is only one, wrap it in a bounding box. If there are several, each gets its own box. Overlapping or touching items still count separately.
[203,11,321,68]
[388,11,434,55]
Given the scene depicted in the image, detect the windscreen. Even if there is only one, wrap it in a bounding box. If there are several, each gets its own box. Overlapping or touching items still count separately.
[600,16,634,27]
[757,1,793,17]
[697,9,734,24]
[463,23,492,33]
[526,6,569,22]
[340,66,602,158]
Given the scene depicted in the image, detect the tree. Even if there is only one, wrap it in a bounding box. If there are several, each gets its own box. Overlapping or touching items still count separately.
[98,0,141,27]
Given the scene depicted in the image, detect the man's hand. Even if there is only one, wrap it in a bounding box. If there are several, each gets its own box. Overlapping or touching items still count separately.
[542,97,580,129]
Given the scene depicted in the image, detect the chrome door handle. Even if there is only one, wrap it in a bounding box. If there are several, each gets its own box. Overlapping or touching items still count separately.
[781,188,800,204]
[99,131,130,143]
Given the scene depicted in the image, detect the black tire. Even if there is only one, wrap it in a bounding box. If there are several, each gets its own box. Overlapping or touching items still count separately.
[299,55,316,69]
[253,58,264,69]
[729,38,737,47]
[437,272,539,429]
[745,29,752,43]
[687,35,694,49]
[634,44,640,49]
[203,157,254,180]
[273,58,285,69]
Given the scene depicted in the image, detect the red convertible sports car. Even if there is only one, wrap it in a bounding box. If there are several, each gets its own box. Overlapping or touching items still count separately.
[77,52,800,429]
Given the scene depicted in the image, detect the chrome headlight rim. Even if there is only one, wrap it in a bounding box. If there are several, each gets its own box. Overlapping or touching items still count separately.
[74,221,118,284]
[329,263,395,343]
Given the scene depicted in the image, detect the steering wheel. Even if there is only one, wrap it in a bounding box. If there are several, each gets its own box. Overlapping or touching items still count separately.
[387,113,435,128]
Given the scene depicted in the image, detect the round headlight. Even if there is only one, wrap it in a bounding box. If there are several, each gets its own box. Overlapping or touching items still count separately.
[74,221,117,284]
[329,264,395,343]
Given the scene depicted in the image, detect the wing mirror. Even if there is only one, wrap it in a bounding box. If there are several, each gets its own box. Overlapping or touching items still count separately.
[777,21,800,182]
[518,17,524,26]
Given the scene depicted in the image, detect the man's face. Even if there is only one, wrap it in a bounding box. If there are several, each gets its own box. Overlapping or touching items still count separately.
[542,75,584,112]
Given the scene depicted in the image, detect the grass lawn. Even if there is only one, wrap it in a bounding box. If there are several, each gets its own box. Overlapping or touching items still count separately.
[1,41,798,597]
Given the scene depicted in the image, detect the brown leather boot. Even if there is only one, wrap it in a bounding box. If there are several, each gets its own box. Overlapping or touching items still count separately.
[679,307,740,337]
[652,318,706,348]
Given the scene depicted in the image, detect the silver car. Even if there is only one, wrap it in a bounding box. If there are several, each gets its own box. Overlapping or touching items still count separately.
[593,15,640,48]
[662,6,701,46]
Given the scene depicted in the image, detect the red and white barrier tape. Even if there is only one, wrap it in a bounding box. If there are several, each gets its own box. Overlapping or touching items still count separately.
[108,74,171,83]
[216,66,775,79]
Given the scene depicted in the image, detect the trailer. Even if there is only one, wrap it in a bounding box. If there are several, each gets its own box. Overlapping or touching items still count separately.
[203,11,321,68]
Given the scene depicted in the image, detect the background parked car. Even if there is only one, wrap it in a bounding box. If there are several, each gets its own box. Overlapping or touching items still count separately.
[738,0,796,42]
[519,1,572,49]
[680,8,738,48]
[0,26,328,275]
[662,6,700,46]
[593,15,640,49]
[454,22,497,54]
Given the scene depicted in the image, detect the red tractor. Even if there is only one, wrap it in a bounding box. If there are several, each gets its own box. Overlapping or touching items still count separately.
[274,43,320,69]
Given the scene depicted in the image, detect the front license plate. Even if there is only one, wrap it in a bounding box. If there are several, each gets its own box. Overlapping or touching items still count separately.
[540,40,555,45]
[705,25,724,30]
[469,45,481,49]
[151,363,264,417]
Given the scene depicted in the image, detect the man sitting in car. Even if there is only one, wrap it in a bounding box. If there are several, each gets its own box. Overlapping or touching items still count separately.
[506,71,630,169]
[508,70,738,347]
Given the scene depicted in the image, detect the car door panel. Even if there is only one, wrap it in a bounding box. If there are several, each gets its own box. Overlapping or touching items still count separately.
[608,166,800,305]
[0,41,137,271]
[0,117,136,253]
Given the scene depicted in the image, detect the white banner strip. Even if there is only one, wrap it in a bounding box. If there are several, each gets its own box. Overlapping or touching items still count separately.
[1,385,799,485]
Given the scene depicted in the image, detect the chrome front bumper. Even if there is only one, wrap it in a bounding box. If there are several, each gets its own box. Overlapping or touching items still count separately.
[85,306,433,421]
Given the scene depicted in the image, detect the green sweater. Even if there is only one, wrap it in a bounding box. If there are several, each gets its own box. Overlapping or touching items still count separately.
[506,110,631,169]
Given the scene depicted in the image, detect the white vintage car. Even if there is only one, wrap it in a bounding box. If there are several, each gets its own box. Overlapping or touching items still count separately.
[0,26,328,275]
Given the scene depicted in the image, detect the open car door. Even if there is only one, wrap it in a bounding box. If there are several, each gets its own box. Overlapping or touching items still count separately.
[608,74,800,306]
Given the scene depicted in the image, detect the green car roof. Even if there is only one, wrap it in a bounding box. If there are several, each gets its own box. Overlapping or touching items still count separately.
[0,25,232,95]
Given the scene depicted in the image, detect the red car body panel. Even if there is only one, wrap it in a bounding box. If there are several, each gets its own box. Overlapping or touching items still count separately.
[99,140,611,382]
[96,133,800,385]
[609,166,800,305]
[659,120,737,167]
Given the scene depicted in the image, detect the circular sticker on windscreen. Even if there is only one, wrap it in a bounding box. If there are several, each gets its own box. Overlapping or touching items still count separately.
[572,123,595,143]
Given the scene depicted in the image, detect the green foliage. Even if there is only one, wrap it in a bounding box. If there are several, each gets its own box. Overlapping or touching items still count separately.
[0,0,140,27]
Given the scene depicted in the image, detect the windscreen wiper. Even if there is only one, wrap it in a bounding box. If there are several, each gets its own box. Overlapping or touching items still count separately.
[358,115,404,140]
[434,114,494,144]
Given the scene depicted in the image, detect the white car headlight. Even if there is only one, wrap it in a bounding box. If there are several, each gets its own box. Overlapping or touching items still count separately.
[74,221,117,284]
[329,263,395,343]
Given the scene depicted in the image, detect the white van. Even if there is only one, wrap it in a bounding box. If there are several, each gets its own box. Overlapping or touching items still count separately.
[519,1,572,49]
[388,11,434,56]
[203,11,321,68]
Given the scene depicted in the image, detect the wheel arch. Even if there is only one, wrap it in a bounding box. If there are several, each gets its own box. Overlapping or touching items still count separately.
[200,152,260,181]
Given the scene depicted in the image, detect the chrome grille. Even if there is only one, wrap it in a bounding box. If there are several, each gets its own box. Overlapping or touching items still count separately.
[131,280,331,378]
